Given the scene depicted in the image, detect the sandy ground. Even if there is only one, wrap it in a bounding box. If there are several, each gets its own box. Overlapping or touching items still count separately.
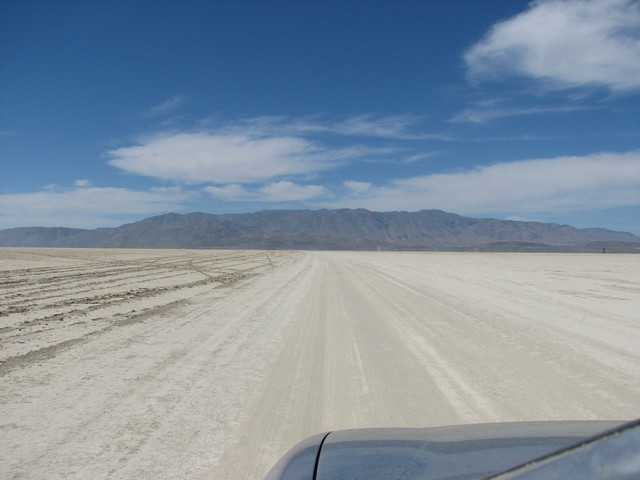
[1,249,639,479]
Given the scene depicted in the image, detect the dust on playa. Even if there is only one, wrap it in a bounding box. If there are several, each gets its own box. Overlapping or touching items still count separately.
[1,249,639,479]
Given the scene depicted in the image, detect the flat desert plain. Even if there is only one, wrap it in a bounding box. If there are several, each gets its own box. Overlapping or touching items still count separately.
[1,248,639,479]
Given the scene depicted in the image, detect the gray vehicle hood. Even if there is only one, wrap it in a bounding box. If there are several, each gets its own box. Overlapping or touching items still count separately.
[265,421,625,480]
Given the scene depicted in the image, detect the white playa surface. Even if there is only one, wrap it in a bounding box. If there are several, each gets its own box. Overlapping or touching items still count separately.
[1,248,639,479]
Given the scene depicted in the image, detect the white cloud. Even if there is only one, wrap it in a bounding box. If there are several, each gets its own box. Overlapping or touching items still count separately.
[205,114,444,140]
[343,180,372,194]
[146,94,187,116]
[107,130,392,184]
[205,181,326,202]
[74,179,93,187]
[405,152,439,163]
[451,104,589,123]
[0,186,191,229]
[327,151,640,214]
[259,181,326,201]
[465,0,640,92]
[106,115,437,188]
[313,114,427,139]
[108,133,334,183]
[204,184,250,200]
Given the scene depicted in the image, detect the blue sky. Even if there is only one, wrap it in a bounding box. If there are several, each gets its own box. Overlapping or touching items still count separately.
[2,0,640,234]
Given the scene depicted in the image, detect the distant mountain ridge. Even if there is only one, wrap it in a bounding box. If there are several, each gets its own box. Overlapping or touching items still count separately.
[1,209,639,251]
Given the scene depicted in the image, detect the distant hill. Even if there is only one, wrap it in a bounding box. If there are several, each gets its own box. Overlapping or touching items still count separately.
[1,209,639,252]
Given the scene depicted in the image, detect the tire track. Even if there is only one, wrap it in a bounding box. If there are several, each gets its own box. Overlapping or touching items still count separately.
[0,249,283,370]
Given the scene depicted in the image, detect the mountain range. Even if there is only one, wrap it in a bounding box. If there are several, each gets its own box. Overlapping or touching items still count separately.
[1,209,639,252]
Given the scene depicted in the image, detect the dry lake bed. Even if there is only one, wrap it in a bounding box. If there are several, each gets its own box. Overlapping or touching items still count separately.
[1,248,639,479]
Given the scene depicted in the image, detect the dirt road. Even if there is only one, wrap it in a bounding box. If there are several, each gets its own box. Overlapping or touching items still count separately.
[1,249,638,479]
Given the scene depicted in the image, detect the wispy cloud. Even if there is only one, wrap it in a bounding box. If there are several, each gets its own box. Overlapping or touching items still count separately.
[144,94,188,117]
[106,113,452,187]
[465,0,640,92]
[205,181,326,201]
[404,152,440,163]
[0,130,20,137]
[343,180,373,194]
[451,103,590,124]
[204,114,447,140]
[0,185,191,229]
[326,151,640,215]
